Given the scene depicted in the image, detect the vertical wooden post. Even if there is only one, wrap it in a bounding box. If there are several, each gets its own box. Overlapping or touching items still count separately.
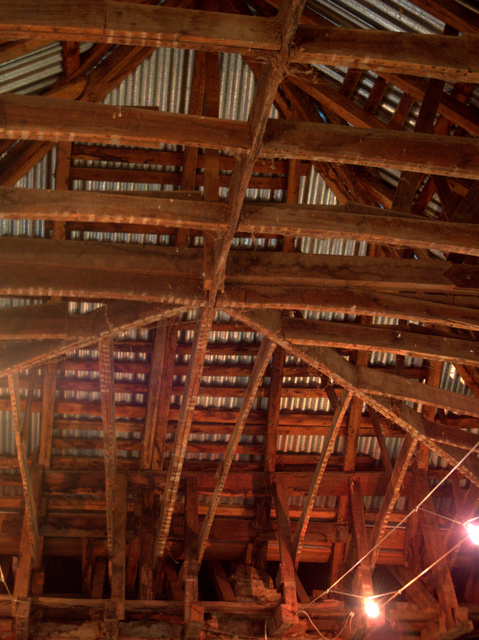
[270,479,304,636]
[183,476,203,640]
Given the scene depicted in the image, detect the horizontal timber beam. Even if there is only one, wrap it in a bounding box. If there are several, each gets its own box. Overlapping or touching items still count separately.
[1,94,479,178]
[0,3,477,83]
[0,1,279,53]
[239,201,479,257]
[3,237,479,302]
[0,301,188,377]
[226,253,479,294]
[0,186,228,231]
[4,187,479,257]
[220,287,479,332]
[261,119,479,179]
[291,28,479,84]
[283,317,479,368]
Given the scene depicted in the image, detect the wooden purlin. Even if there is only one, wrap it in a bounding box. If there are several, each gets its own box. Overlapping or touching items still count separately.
[3,93,479,177]
[0,301,188,378]
[7,187,479,257]
[0,2,478,82]
[0,44,157,188]
[368,434,417,569]
[282,317,479,368]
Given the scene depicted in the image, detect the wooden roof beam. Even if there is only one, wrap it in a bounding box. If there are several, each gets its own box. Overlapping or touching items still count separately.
[2,94,479,178]
[349,477,374,600]
[4,238,479,300]
[291,27,479,84]
[98,337,117,560]
[0,301,188,377]
[282,317,479,368]
[0,186,227,232]
[140,323,178,470]
[210,0,306,297]
[7,372,39,561]
[368,434,417,570]
[0,2,478,82]
[224,308,479,489]
[292,389,353,567]
[153,307,215,562]
[7,187,479,258]
[0,1,280,53]
[408,0,479,35]
[221,287,479,332]
[197,338,275,564]
[153,0,306,566]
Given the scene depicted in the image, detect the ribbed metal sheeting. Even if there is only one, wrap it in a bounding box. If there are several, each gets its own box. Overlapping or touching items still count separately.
[0,0,473,482]
[308,0,444,32]
[0,43,87,95]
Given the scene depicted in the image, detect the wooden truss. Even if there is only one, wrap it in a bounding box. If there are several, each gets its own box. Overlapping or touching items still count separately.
[0,1,479,639]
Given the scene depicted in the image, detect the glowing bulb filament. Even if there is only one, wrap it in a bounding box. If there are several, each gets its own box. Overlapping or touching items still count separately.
[465,521,479,545]
[364,598,380,618]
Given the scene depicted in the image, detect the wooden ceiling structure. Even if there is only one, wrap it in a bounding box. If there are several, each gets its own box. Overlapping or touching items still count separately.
[1,0,479,639]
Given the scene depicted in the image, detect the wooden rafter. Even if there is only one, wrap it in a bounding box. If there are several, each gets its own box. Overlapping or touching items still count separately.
[153,307,215,561]
[1,0,479,633]
[197,337,275,564]
[225,308,479,488]
[7,372,39,561]
[98,337,117,560]
[292,388,353,567]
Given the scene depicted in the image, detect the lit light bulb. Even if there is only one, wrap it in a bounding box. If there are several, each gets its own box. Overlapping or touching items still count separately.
[465,521,479,545]
[364,598,380,619]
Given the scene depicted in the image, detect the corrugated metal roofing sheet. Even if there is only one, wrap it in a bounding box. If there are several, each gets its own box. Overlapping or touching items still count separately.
[0,0,475,517]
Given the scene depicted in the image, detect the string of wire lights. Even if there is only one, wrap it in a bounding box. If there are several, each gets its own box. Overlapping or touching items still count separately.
[299,437,479,618]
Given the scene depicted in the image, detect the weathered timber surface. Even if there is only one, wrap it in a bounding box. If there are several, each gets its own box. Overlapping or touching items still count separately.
[1,95,479,177]
[0,1,279,52]
[292,28,479,84]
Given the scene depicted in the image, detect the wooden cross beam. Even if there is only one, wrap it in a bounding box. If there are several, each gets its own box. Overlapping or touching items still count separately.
[0,301,187,377]
[282,317,479,369]
[2,94,479,178]
[6,187,479,258]
[0,2,478,82]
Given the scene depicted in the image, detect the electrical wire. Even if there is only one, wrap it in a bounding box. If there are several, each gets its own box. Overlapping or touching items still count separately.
[300,437,479,612]
[383,537,466,607]
[300,608,353,640]
[0,564,12,600]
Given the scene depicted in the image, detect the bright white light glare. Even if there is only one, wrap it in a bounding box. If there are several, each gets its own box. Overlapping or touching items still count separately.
[364,598,380,618]
[465,522,479,545]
